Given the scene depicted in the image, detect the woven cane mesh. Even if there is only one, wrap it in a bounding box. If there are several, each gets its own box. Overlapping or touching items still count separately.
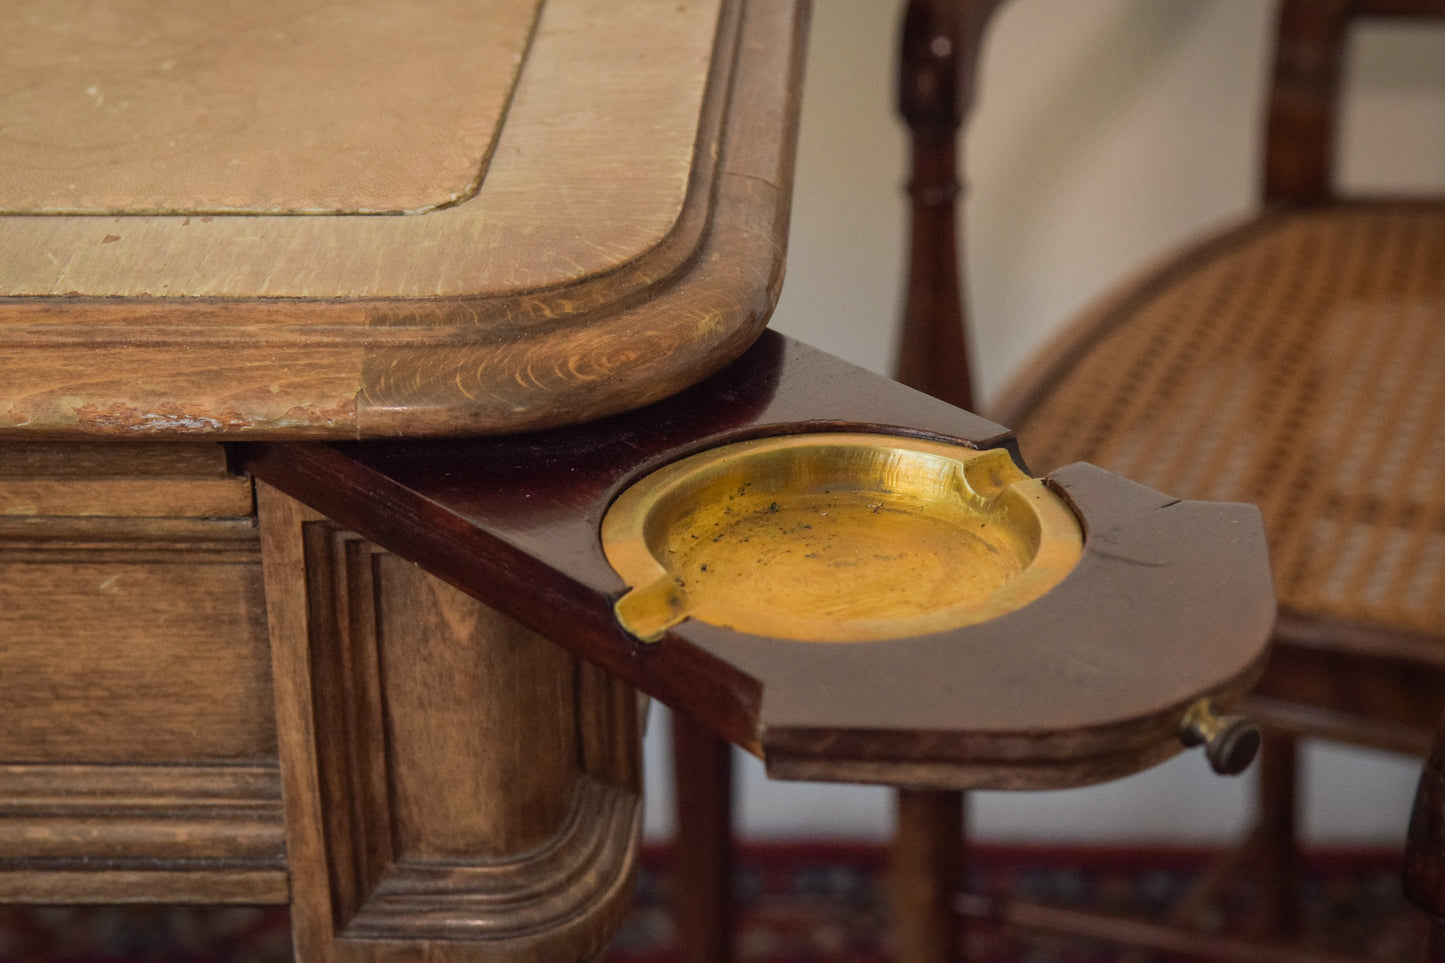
[1008,202,1445,641]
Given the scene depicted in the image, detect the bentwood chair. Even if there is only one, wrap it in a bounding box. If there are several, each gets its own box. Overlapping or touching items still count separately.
[895,0,1445,958]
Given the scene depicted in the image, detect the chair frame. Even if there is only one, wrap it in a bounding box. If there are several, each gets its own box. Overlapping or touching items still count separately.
[896,0,1445,959]
[670,1,1445,960]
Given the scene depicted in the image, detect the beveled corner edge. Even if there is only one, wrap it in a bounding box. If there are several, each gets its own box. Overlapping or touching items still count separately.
[0,0,807,441]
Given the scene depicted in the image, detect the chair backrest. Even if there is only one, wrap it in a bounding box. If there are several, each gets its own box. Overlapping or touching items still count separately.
[1266,0,1445,204]
[893,0,1445,408]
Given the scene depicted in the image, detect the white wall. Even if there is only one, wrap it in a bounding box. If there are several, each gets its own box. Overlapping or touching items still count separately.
[644,0,1445,845]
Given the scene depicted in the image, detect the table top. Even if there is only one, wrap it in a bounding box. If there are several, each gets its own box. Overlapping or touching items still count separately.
[0,0,806,438]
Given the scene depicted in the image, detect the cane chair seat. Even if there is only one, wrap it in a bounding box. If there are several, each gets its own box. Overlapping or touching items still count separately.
[882,0,1445,956]
[670,2,1445,958]
[1001,202,1445,648]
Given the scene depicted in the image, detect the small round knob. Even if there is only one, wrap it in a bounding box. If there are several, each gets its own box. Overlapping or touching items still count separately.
[1180,700,1260,775]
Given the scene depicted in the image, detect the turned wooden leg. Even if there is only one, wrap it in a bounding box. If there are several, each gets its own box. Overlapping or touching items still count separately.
[1252,731,1300,939]
[891,788,965,963]
[257,482,642,963]
[671,713,735,963]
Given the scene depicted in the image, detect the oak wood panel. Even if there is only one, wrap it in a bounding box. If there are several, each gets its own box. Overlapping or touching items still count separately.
[0,343,368,439]
[0,514,257,551]
[373,549,580,858]
[0,478,253,517]
[0,0,807,440]
[0,441,282,903]
[0,522,273,762]
[257,483,641,963]
[0,869,285,905]
[0,764,281,859]
[0,763,287,904]
[576,660,646,797]
[0,442,230,476]
[0,441,252,515]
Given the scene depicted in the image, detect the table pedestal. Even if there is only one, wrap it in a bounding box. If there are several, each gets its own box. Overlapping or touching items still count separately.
[0,444,641,963]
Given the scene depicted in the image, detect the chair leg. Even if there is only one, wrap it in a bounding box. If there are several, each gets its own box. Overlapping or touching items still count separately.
[1424,928,1445,963]
[1252,731,1301,940]
[1406,715,1445,962]
[890,788,966,962]
[671,711,735,963]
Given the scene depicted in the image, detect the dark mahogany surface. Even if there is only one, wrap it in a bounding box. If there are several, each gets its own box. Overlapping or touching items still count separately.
[238,332,1274,789]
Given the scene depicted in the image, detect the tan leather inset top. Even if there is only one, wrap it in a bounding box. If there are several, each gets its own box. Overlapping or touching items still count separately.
[0,0,721,298]
[0,0,807,440]
[0,0,540,215]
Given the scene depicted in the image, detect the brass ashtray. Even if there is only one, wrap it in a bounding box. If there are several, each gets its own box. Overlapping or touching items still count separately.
[602,433,1083,643]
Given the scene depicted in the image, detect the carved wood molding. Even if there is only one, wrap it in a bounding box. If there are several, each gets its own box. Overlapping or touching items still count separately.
[259,484,641,961]
[0,516,259,559]
[0,763,287,903]
[342,779,639,944]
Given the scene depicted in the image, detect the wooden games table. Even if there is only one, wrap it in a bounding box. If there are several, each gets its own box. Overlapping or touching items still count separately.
[0,2,804,959]
[0,2,1273,961]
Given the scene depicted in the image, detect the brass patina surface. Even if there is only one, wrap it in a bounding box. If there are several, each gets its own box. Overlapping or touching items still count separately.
[603,433,1083,643]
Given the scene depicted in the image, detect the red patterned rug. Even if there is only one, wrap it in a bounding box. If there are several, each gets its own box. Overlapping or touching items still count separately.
[0,843,1426,961]
[607,842,1426,962]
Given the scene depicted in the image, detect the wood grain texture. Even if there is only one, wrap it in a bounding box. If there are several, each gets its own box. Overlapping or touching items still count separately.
[257,482,641,963]
[889,789,964,963]
[0,552,273,760]
[0,0,538,215]
[0,0,701,291]
[239,332,1274,791]
[0,441,230,476]
[372,548,581,859]
[0,0,808,441]
[0,764,287,904]
[0,868,285,905]
[671,713,735,963]
[0,442,284,904]
[0,451,271,761]
[0,477,252,517]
